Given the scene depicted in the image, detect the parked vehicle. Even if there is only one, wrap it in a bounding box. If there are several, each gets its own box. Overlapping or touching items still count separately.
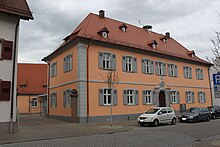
[178,107,211,123]
[137,107,176,127]
[207,105,220,119]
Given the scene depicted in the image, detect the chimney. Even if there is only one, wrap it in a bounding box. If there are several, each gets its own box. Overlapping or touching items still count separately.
[99,10,105,18]
[143,25,152,31]
[165,32,170,39]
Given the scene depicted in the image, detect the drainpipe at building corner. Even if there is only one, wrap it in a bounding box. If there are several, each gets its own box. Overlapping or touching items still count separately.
[10,18,20,134]
[208,66,214,106]
[45,61,50,118]
[86,38,92,123]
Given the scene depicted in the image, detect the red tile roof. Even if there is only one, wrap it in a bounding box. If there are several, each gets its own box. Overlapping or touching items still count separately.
[0,0,33,20]
[45,12,211,65]
[17,63,47,95]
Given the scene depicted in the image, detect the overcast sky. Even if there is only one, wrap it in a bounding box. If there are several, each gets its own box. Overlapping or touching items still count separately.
[18,0,220,63]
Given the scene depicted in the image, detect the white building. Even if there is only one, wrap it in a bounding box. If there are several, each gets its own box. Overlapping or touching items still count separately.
[0,0,33,133]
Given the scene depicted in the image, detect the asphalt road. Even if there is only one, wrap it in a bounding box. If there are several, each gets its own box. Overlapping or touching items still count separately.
[1,119,220,147]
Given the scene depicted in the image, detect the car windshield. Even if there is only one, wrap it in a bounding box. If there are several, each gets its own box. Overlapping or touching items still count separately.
[145,108,160,114]
[186,108,198,113]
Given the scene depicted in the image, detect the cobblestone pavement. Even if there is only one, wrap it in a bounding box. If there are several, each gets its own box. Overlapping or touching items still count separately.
[0,115,220,147]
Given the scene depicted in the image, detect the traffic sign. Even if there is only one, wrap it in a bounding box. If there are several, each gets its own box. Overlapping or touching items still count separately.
[213,73,220,85]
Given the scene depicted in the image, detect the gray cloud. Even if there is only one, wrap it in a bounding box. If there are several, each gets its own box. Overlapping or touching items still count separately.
[18,0,220,63]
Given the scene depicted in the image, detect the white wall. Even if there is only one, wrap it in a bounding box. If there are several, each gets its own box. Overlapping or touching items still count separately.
[0,13,19,122]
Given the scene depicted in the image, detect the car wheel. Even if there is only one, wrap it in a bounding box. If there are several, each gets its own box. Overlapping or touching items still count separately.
[171,118,176,125]
[153,119,159,127]
[139,123,145,127]
[212,114,216,119]
[207,116,210,121]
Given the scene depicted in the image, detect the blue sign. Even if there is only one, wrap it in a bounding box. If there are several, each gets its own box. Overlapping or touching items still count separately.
[213,73,220,85]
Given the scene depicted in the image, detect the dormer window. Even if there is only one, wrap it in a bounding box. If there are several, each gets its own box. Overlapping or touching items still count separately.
[97,27,109,38]
[147,40,158,49]
[159,36,167,43]
[119,23,127,32]
[187,50,195,58]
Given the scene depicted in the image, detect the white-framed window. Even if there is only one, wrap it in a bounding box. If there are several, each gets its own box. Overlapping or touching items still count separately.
[50,62,57,78]
[143,90,152,104]
[31,98,38,107]
[103,89,111,105]
[122,56,137,72]
[63,89,72,107]
[168,64,178,77]
[196,68,204,80]
[184,66,192,79]
[156,62,166,76]
[171,91,177,103]
[198,92,206,103]
[142,59,154,74]
[98,52,116,70]
[127,90,134,105]
[186,91,194,103]
[64,54,72,72]
[102,31,108,38]
[50,93,57,107]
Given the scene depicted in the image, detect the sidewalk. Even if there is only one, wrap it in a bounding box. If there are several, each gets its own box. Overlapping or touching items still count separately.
[0,115,134,145]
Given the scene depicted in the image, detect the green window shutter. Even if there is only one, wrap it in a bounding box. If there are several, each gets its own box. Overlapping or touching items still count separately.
[201,70,204,80]
[70,54,73,71]
[54,62,57,77]
[54,93,57,107]
[183,67,187,78]
[113,89,118,106]
[150,61,154,74]
[196,69,198,79]
[198,92,201,103]
[142,90,146,104]
[99,89,104,106]
[112,54,116,70]
[135,90,139,105]
[177,91,180,104]
[63,91,66,107]
[204,92,206,103]
[169,91,173,104]
[98,52,103,69]
[133,57,137,72]
[168,64,171,76]
[141,59,146,73]
[155,62,159,75]
[174,65,178,77]
[50,93,53,107]
[123,90,127,105]
[185,92,188,103]
[189,68,192,79]
[162,63,166,76]
[64,57,66,72]
[122,56,126,72]
[192,92,195,103]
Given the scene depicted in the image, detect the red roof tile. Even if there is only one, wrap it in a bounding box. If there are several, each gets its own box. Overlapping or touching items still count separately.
[17,63,47,95]
[0,0,33,20]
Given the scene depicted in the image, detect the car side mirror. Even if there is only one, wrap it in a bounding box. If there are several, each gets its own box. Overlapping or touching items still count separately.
[158,111,162,115]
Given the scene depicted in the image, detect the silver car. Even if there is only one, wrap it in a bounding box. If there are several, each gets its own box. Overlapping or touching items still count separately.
[137,107,176,127]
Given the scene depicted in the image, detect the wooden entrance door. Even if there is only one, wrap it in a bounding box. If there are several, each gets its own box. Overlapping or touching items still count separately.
[159,91,166,107]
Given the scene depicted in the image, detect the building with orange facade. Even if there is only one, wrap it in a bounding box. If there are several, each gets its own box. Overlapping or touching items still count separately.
[17,63,47,116]
[43,10,213,123]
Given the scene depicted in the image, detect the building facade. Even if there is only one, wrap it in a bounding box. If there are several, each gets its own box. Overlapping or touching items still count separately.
[43,10,212,123]
[17,63,47,115]
[0,0,33,133]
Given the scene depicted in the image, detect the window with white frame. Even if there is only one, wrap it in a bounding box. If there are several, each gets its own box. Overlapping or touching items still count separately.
[198,92,205,103]
[142,59,154,74]
[156,62,166,76]
[126,56,133,72]
[127,90,134,105]
[143,90,152,104]
[64,54,72,72]
[171,91,177,103]
[50,62,57,78]
[186,91,194,103]
[64,89,72,107]
[184,66,192,79]
[103,53,111,69]
[168,64,178,77]
[50,93,57,107]
[103,89,111,105]
[31,98,38,107]
[196,68,203,80]
[98,52,116,70]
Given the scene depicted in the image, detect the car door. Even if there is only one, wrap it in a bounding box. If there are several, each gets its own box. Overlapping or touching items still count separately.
[157,108,168,123]
[216,107,220,117]
[167,108,174,121]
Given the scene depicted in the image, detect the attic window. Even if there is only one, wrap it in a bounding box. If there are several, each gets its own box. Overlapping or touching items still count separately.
[187,50,195,58]
[160,36,167,43]
[119,23,127,32]
[147,40,158,49]
[20,80,27,88]
[97,27,109,38]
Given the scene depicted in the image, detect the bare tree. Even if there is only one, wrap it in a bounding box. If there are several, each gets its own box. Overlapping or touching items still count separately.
[210,32,220,72]
[100,69,119,126]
